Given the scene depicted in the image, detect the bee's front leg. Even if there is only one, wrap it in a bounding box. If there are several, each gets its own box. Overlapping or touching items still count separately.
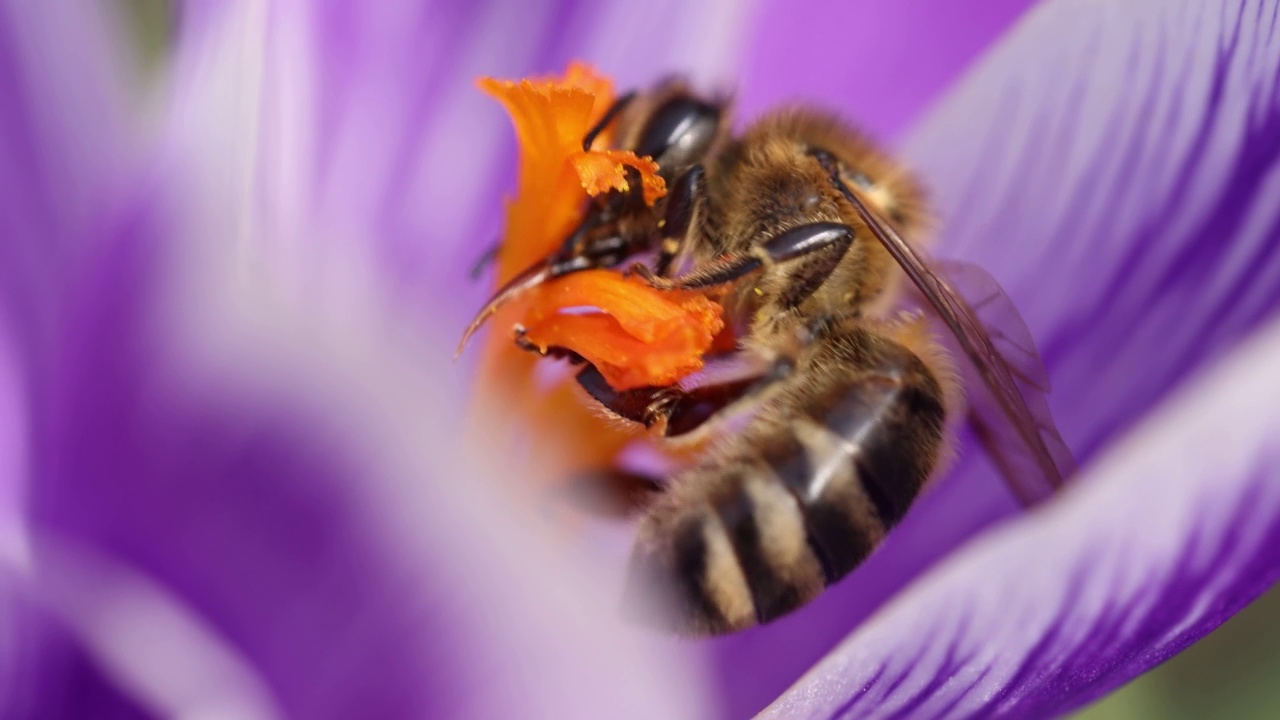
[654,164,707,277]
[633,222,855,292]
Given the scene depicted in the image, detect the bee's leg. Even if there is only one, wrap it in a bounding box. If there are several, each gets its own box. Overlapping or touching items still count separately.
[575,365,749,436]
[655,164,707,277]
[582,91,637,151]
[576,349,796,439]
[466,94,641,296]
[556,467,664,519]
[634,222,854,291]
[470,177,620,282]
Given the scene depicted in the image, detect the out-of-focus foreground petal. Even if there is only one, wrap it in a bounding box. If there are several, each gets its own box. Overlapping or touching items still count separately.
[4,3,712,718]
[0,2,131,369]
[708,0,1280,716]
[0,5,160,717]
[25,198,709,719]
[762,303,1280,719]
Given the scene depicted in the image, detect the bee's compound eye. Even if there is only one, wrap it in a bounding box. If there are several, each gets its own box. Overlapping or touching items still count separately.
[635,95,722,173]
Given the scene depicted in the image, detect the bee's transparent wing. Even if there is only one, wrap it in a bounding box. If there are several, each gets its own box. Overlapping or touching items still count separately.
[929,259,1076,503]
[834,182,1074,504]
[932,259,1051,393]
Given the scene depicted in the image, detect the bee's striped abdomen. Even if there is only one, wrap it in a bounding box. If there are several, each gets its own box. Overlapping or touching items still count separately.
[626,331,947,635]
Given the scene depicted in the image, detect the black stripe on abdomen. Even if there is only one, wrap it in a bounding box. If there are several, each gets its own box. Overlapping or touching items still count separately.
[763,433,874,584]
[820,371,943,528]
[713,476,804,623]
[766,354,945,584]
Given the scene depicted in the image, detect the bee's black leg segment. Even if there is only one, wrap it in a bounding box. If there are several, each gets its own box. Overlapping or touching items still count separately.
[575,365,678,427]
[642,222,854,291]
[664,165,705,237]
[556,467,664,519]
[655,164,707,277]
[576,354,794,438]
[766,223,857,308]
[550,207,607,261]
[513,325,588,364]
[582,91,637,151]
[760,222,854,262]
[632,255,762,290]
[578,233,629,265]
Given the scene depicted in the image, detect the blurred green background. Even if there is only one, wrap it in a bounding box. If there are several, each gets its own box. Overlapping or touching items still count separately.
[117,2,1280,718]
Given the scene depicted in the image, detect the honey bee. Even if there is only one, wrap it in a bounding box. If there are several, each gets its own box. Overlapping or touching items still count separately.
[466,84,1074,635]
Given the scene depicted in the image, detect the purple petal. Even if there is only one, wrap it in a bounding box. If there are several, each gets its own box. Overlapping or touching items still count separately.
[9,3,713,717]
[1,317,24,558]
[911,0,1280,460]
[708,0,1280,716]
[0,3,132,366]
[737,0,1042,141]
[1,584,156,719]
[0,7,148,712]
[15,538,281,719]
[762,310,1280,719]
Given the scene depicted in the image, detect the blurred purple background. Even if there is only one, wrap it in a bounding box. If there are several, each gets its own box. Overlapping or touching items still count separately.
[5,1,1280,719]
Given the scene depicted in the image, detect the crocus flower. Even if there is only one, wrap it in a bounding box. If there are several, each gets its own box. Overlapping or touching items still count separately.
[4,2,1280,720]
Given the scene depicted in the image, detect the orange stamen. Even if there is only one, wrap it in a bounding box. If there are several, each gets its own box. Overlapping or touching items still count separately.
[519,271,724,390]
[570,150,666,206]
[467,63,726,489]
[475,63,667,283]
